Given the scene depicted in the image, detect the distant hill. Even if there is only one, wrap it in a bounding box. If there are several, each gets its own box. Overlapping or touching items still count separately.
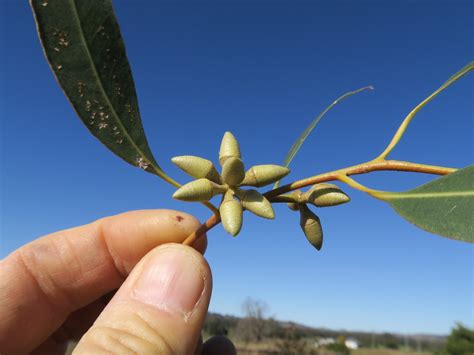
[204,312,445,352]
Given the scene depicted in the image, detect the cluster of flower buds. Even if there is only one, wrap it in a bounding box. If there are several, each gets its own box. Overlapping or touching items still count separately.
[282,184,350,250]
[172,132,290,236]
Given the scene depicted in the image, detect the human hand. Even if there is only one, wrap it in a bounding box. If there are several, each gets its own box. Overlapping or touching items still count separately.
[0,210,236,354]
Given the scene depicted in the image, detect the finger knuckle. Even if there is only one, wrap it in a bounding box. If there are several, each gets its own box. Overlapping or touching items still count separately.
[75,316,175,355]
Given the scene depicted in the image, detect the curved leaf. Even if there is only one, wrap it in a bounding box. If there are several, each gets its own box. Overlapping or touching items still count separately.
[274,86,373,188]
[377,61,473,159]
[377,166,474,242]
[30,0,174,183]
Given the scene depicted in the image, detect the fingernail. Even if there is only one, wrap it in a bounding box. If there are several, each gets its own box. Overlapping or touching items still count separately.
[132,247,205,317]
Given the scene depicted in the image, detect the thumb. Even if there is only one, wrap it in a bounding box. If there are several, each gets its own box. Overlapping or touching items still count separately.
[74,244,212,354]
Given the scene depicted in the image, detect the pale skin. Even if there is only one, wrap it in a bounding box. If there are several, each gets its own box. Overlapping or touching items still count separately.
[0,210,236,354]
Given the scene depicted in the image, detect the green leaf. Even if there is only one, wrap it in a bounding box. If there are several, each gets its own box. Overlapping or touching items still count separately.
[377,166,474,242]
[440,61,473,92]
[274,86,373,188]
[30,0,176,185]
[377,61,474,160]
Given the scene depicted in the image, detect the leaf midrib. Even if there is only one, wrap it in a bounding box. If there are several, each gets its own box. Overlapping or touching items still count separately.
[69,0,160,173]
[380,191,474,200]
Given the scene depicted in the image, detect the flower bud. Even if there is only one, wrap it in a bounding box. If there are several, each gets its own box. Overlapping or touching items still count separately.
[299,204,323,250]
[219,131,241,166]
[172,178,227,202]
[239,189,275,219]
[221,157,245,186]
[240,165,290,187]
[304,183,350,207]
[219,191,243,236]
[171,155,222,183]
[287,190,305,203]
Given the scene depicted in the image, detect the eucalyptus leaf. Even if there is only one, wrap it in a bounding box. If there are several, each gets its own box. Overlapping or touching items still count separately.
[274,86,373,188]
[377,166,474,242]
[30,0,174,184]
[377,61,473,159]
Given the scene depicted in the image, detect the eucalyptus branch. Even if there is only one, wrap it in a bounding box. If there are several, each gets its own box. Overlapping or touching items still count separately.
[336,175,381,197]
[183,213,221,246]
[176,60,467,246]
[264,160,456,199]
[182,160,457,245]
[30,2,473,250]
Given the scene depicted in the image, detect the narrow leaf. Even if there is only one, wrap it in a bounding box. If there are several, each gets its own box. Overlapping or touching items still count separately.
[440,61,473,91]
[30,0,172,182]
[377,61,474,159]
[377,166,474,242]
[274,86,373,188]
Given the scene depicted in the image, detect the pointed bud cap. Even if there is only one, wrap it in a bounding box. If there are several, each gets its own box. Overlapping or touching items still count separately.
[221,157,245,186]
[299,204,323,250]
[239,189,275,219]
[172,178,227,202]
[172,155,222,183]
[219,131,241,166]
[219,191,243,236]
[304,183,350,207]
[240,165,290,187]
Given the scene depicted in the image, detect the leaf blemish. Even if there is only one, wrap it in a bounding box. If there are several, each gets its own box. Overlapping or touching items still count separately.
[77,82,86,97]
[136,157,150,170]
[445,205,457,217]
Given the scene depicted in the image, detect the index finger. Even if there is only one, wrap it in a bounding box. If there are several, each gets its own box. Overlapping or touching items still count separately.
[0,209,206,355]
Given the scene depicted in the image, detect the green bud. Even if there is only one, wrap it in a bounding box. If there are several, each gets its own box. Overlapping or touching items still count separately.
[239,189,275,219]
[219,191,243,236]
[274,190,304,211]
[240,165,290,187]
[171,155,222,183]
[286,190,305,203]
[221,157,245,186]
[299,204,323,250]
[219,131,241,166]
[172,178,227,202]
[304,183,350,207]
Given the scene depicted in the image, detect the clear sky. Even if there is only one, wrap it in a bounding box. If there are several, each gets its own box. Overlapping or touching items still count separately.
[1,0,473,335]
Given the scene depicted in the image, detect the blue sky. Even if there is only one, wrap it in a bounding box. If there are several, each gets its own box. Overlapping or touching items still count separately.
[1,0,473,335]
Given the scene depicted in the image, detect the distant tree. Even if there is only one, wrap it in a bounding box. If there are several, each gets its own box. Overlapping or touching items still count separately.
[438,323,474,355]
[204,314,229,336]
[265,317,284,338]
[276,325,315,355]
[379,332,400,349]
[326,335,350,355]
[235,298,269,343]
